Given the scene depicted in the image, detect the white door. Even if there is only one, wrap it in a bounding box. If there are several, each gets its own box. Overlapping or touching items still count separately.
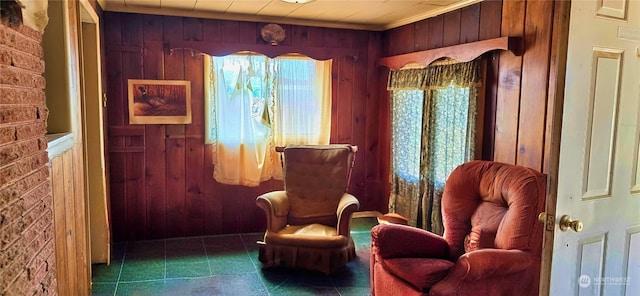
[550,0,640,295]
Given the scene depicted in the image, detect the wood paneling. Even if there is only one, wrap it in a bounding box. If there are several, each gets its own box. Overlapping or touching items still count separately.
[105,13,384,240]
[384,0,558,175]
[516,0,554,170]
[105,0,559,240]
[50,147,89,296]
[494,0,525,165]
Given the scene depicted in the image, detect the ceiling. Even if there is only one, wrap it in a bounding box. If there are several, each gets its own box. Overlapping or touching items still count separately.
[97,0,482,31]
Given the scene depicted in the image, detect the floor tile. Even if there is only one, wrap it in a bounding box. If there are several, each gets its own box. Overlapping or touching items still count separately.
[164,277,225,296]
[92,282,117,296]
[351,217,378,233]
[203,235,245,250]
[93,216,377,296]
[209,256,256,275]
[115,280,165,296]
[92,260,123,283]
[219,273,269,296]
[165,237,207,262]
[166,260,210,278]
[125,241,165,261]
[119,260,165,282]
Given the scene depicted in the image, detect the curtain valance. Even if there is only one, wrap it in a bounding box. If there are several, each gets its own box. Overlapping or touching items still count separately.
[387,59,481,90]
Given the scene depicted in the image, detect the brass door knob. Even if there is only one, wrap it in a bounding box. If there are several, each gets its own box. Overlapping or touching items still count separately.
[559,215,583,232]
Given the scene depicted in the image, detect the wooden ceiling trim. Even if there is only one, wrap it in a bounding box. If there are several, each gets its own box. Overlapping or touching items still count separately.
[378,36,522,70]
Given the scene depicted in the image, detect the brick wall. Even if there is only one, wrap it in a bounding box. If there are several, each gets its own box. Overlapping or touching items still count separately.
[0,19,57,296]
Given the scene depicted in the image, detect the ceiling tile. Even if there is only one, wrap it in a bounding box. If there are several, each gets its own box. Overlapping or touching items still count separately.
[161,0,197,10]
[104,0,481,31]
[125,0,160,8]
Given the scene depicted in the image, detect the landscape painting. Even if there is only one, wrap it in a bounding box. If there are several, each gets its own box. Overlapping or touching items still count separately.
[127,79,192,124]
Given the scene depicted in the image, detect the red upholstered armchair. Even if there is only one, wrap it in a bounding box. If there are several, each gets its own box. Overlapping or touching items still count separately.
[370,161,546,296]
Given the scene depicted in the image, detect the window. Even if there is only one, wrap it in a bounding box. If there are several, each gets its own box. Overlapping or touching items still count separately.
[388,59,482,233]
[204,53,332,186]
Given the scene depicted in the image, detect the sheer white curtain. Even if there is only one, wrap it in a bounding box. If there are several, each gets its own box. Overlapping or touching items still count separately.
[273,56,332,145]
[205,55,273,186]
[204,53,332,186]
[270,56,332,179]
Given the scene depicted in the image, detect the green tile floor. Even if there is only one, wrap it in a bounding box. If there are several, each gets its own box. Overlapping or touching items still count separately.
[91,217,378,296]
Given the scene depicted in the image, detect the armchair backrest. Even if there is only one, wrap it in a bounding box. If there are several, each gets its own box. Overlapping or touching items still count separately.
[282,145,355,226]
[441,161,546,260]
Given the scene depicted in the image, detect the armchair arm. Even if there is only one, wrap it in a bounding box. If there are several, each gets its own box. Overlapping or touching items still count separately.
[371,224,449,259]
[452,249,536,280]
[336,193,359,237]
[256,191,289,232]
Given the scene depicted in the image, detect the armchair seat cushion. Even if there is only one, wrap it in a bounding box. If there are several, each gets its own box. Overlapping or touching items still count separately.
[266,224,348,248]
[381,258,454,291]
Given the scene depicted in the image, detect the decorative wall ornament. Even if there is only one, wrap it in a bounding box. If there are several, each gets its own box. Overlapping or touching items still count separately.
[261,23,286,46]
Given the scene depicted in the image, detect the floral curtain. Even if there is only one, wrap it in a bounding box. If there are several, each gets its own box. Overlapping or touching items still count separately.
[389,89,424,226]
[388,59,481,232]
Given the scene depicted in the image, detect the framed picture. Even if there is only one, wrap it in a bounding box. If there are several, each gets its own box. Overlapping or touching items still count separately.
[127,79,192,124]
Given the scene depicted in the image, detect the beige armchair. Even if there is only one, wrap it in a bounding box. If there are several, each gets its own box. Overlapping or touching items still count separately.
[256,144,360,274]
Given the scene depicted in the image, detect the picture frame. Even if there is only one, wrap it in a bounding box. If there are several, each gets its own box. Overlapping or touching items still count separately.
[127,79,192,124]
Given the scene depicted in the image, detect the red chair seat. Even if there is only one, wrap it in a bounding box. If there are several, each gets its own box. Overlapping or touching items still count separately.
[382,258,454,291]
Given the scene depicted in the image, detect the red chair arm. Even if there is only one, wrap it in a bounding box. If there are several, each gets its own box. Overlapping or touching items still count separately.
[371,224,449,259]
[449,249,535,280]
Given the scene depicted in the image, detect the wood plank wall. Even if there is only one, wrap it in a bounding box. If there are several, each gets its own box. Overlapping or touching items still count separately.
[382,1,503,163]
[383,0,559,174]
[103,12,385,241]
[50,147,89,296]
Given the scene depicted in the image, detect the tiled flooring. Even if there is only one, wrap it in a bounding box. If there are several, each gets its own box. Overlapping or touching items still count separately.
[91,217,377,296]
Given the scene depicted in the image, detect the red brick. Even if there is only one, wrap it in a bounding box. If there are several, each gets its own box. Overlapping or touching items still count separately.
[0,25,43,58]
[0,20,53,296]
[0,126,17,145]
[21,181,49,210]
[0,65,45,89]
[0,167,48,208]
[0,138,40,167]
[0,106,39,124]
[0,86,46,105]
[14,122,46,141]
[0,198,24,230]
[0,251,26,292]
[0,47,10,66]
[2,46,45,72]
[0,235,23,270]
[0,152,48,186]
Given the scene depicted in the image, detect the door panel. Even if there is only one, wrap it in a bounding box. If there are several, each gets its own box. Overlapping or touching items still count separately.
[551,0,639,295]
[583,49,621,200]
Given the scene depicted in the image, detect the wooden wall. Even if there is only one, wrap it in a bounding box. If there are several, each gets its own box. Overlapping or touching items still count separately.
[43,0,93,293]
[382,1,503,163]
[49,147,89,296]
[103,12,385,241]
[383,0,559,175]
[104,0,561,241]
